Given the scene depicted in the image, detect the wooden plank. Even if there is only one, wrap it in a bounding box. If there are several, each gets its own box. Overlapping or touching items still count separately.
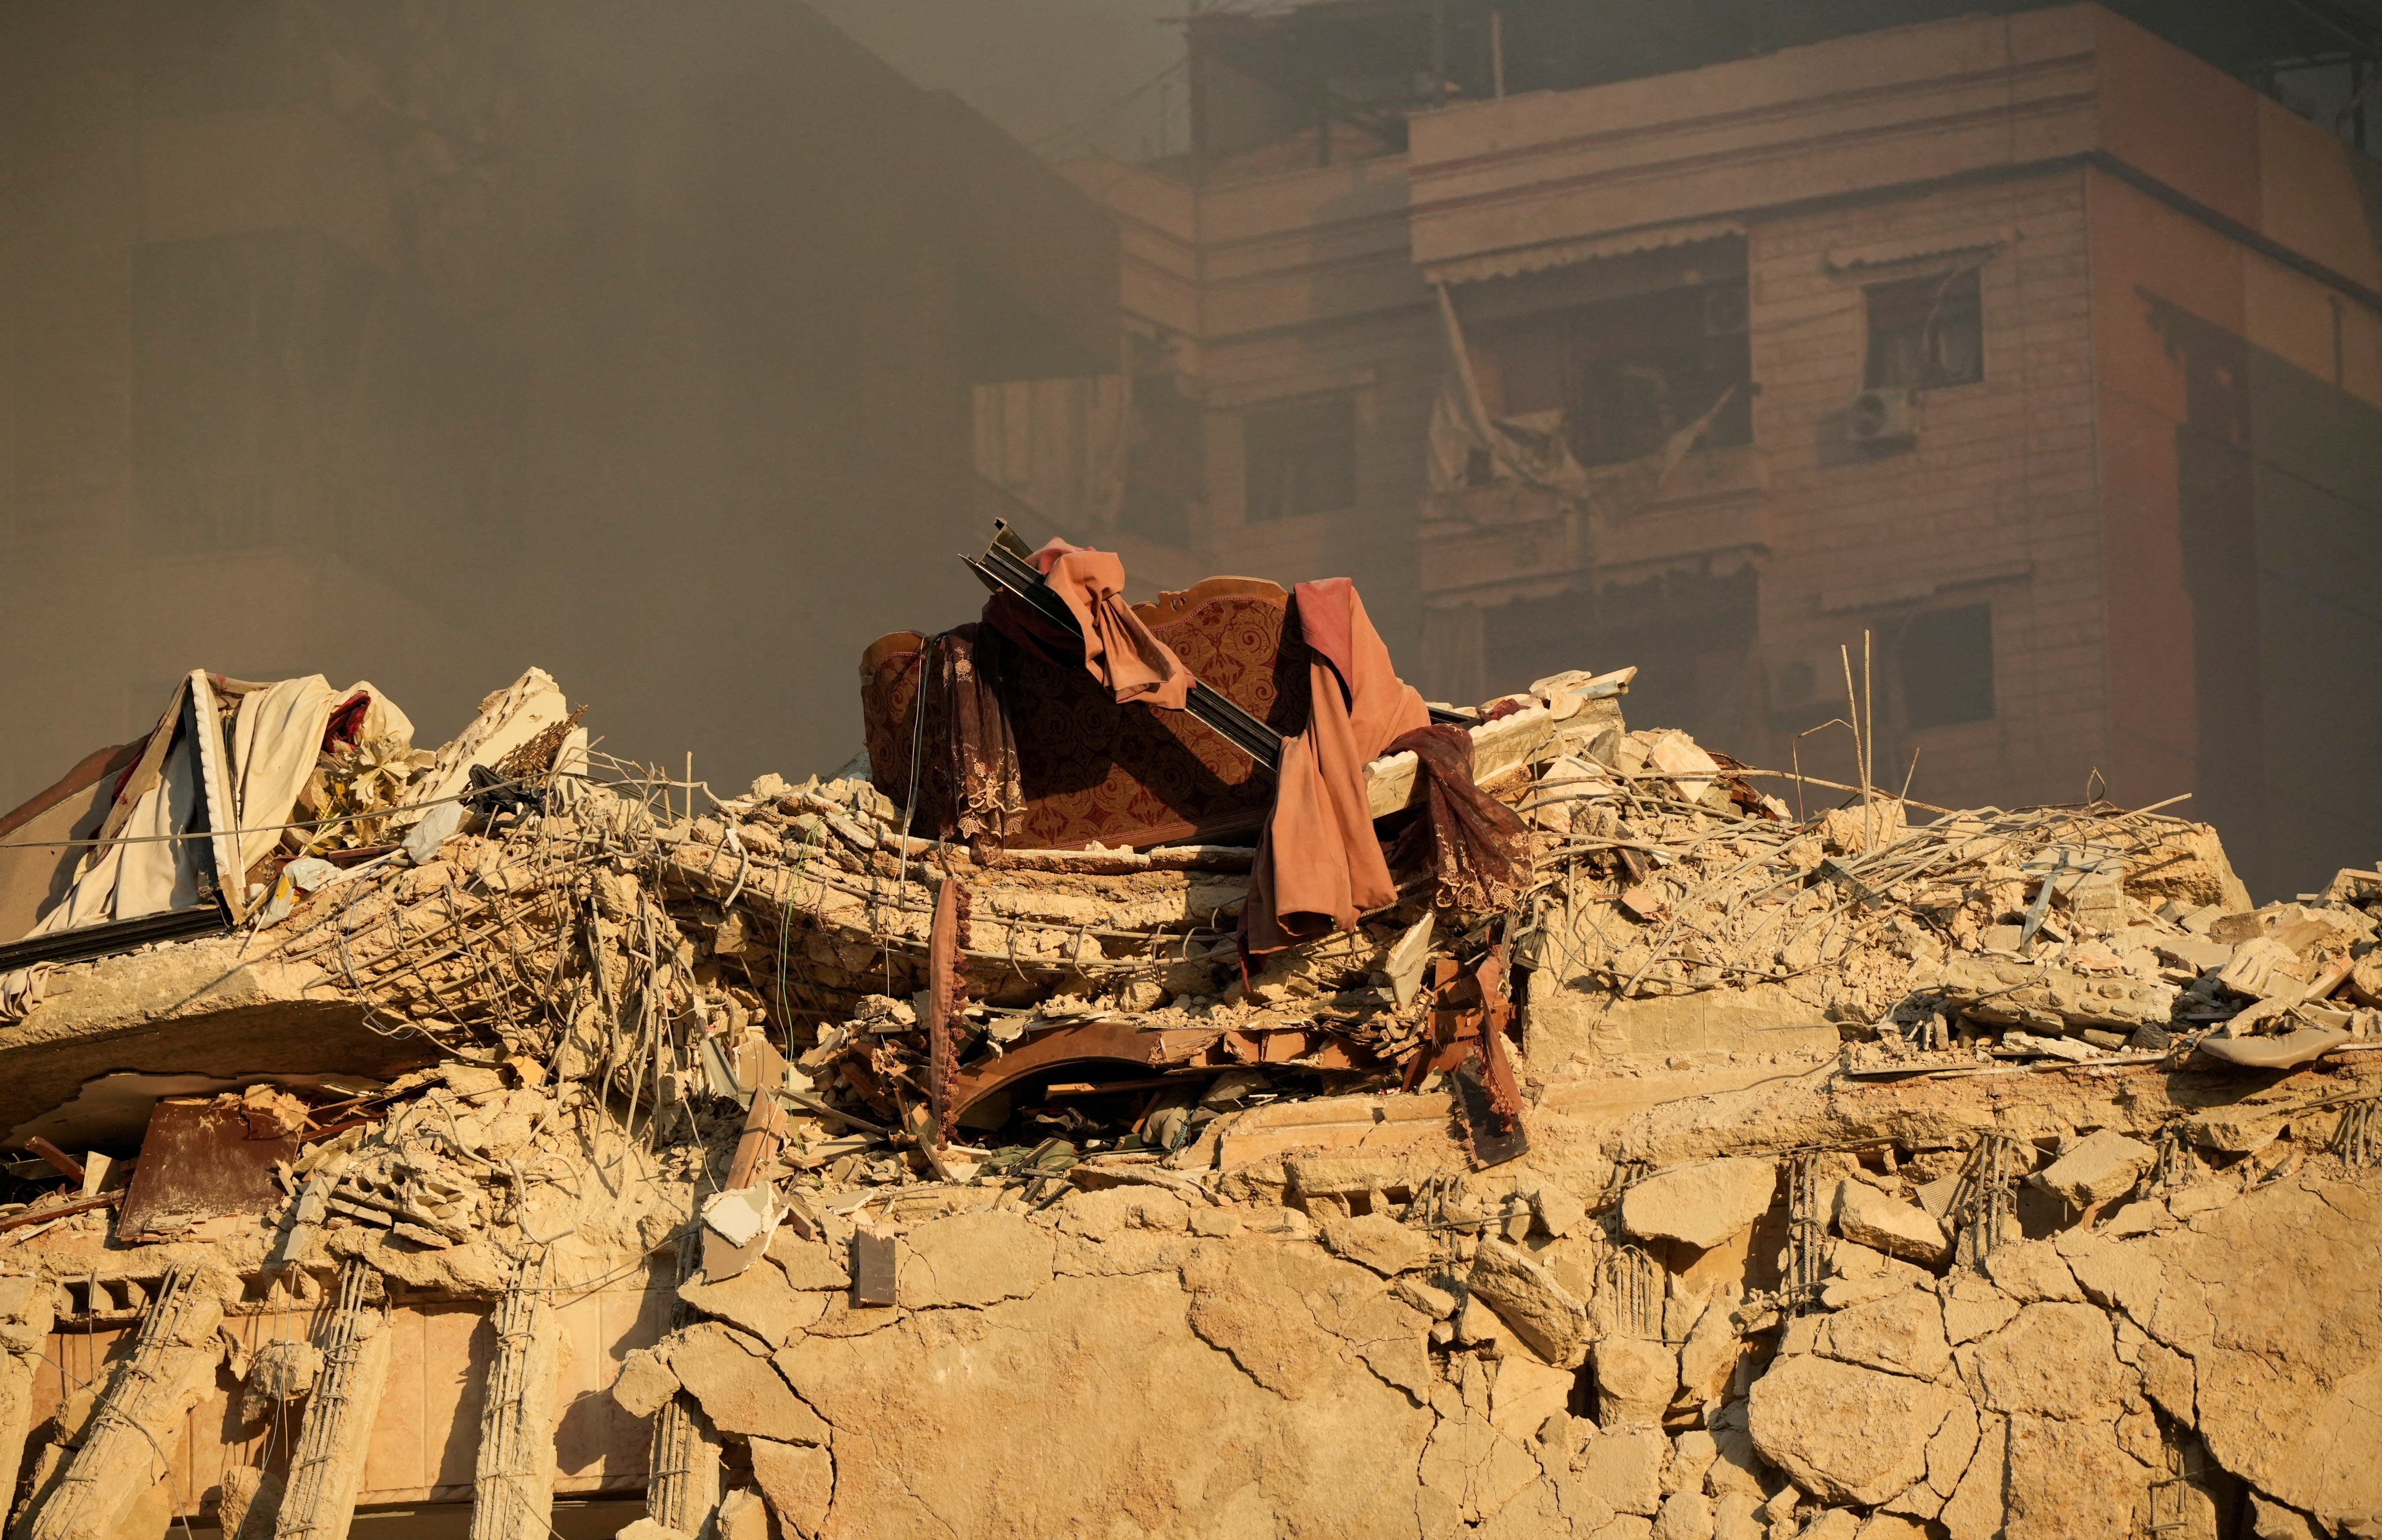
[1364,705,1555,818]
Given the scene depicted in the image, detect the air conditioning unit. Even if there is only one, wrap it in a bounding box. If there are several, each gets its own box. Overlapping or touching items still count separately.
[1848,387,1916,444]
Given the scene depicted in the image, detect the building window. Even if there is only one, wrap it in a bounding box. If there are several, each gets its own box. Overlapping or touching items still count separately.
[1865,269,1983,391]
[1243,395,1356,522]
[1472,279,1752,470]
[1896,604,1995,728]
[1118,369,1202,547]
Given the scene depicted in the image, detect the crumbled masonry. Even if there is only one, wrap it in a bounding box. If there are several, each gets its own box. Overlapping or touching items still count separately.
[0,650,2376,1540]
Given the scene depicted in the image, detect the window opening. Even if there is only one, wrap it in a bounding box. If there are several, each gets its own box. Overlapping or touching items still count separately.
[1470,280,1751,470]
[1243,395,1356,522]
[1865,268,1984,391]
[1895,604,1995,728]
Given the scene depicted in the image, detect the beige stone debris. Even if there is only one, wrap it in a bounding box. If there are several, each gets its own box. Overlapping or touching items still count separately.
[1469,1238,1590,1365]
[751,1439,835,1538]
[666,1322,827,1442]
[2030,1129,2155,1209]
[1320,1212,1434,1275]
[1832,1181,1950,1265]
[1621,1159,1779,1250]
[1594,1335,1678,1427]
[1747,1353,1964,1507]
[612,1347,681,1420]
[1816,1290,1951,1380]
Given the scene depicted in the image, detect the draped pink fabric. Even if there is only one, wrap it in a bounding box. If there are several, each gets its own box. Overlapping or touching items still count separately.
[1243,579,1428,955]
[1030,539,1193,711]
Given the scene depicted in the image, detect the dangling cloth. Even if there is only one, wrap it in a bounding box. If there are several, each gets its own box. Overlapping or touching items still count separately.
[1242,579,1429,957]
[1022,538,1193,709]
[1382,723,1531,917]
[909,625,1024,852]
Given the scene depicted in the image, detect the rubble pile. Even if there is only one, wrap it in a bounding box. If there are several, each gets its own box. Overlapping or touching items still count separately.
[0,554,2377,1539]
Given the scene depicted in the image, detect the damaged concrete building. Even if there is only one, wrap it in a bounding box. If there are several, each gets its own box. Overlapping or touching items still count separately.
[0,531,2378,1540]
[985,0,2382,900]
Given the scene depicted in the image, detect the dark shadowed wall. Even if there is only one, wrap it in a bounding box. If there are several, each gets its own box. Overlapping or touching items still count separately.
[0,0,1117,809]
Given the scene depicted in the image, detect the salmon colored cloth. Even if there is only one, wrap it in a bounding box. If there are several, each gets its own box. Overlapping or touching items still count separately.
[1030,539,1192,711]
[1244,578,1428,954]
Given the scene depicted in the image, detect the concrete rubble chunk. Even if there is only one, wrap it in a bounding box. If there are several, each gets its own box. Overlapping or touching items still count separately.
[1921,1396,1981,1507]
[666,1321,828,1442]
[238,1339,323,1425]
[1709,1491,1764,1540]
[2052,1227,2164,1323]
[1747,1352,1965,1507]
[2029,1129,2155,1209]
[1959,1303,2125,1420]
[1318,1212,1432,1276]
[716,1486,772,1540]
[1651,1489,1715,1540]
[1469,1238,1590,1365]
[680,1260,825,1349]
[2103,1197,2172,1237]
[1832,1180,1950,1265]
[1816,1289,1952,1380]
[1666,1430,1719,1496]
[1533,1183,1588,1239]
[1621,1159,1779,1250]
[2001,1413,2155,1537]
[216,1466,283,1540]
[2136,1338,2197,1424]
[1594,1335,1678,1427]
[2249,1493,2327,1539]
[1575,1425,1670,1516]
[1981,1239,2085,1303]
[898,1210,1057,1308]
[751,1439,835,1540]
[611,1346,681,1420]
[1703,1419,1766,1499]
[1057,1186,1190,1240]
[1489,1355,1576,1438]
[1419,1408,1544,1526]
[769,1229,852,1291]
[2216,937,2304,998]
[2137,1177,2382,1531]
[1937,1410,2008,1540]
[1395,1278,1459,1319]
[1938,1273,2020,1346]
[1677,1298,1745,1404]
[2183,1106,2286,1155]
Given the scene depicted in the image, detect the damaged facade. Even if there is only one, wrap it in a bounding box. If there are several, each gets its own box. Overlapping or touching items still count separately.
[988,0,2382,900]
[0,533,2378,1539]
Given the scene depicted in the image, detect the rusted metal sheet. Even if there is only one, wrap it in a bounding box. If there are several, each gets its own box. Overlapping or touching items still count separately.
[1451,1063,1528,1169]
[23,1139,82,1182]
[926,879,965,1147]
[117,1098,301,1242]
[944,1020,1220,1123]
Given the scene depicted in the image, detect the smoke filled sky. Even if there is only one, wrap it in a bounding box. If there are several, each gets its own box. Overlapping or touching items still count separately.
[806,0,1188,162]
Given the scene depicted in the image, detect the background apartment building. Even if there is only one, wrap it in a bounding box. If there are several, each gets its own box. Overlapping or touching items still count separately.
[980,0,2382,900]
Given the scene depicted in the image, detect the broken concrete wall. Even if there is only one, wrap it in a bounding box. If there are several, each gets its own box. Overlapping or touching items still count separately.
[0,658,2376,1540]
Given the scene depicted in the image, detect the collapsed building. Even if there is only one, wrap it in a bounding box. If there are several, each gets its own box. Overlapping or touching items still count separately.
[0,532,2377,1540]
